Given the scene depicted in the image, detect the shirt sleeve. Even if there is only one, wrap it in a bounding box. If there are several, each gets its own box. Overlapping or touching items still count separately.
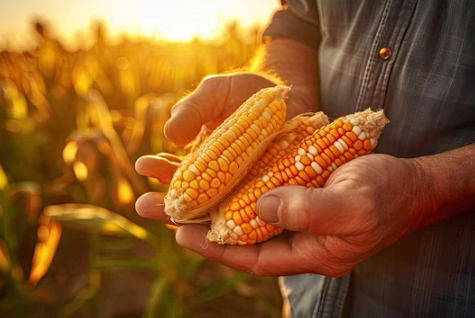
[263,0,321,51]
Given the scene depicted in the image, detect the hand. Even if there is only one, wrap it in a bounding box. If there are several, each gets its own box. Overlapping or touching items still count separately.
[135,72,279,219]
[162,72,314,147]
[171,154,432,277]
[136,73,434,277]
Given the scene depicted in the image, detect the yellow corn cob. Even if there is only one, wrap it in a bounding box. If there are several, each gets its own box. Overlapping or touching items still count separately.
[207,109,389,245]
[164,85,290,222]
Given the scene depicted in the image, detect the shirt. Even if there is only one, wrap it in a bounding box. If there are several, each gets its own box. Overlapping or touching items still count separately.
[263,1,475,317]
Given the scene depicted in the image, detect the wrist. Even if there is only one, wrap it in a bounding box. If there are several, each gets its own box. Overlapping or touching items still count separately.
[401,157,438,232]
[404,145,475,230]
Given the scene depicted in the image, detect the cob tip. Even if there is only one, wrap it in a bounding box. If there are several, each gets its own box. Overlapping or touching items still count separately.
[272,85,291,101]
[354,109,389,139]
[207,211,238,245]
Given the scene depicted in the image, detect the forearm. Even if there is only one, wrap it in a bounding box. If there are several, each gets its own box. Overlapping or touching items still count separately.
[410,143,475,229]
[250,38,319,118]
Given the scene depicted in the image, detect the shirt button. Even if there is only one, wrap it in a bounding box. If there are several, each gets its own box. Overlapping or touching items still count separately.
[378,47,392,60]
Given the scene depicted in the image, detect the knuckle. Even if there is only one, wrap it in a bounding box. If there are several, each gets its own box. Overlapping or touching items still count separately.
[201,74,225,88]
[302,188,317,213]
[298,187,318,231]
[279,187,313,231]
[355,185,378,212]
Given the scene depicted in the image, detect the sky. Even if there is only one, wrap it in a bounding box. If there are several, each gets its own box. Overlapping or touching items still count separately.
[0,0,280,49]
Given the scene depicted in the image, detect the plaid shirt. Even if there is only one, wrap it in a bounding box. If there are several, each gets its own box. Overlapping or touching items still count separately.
[264,1,475,317]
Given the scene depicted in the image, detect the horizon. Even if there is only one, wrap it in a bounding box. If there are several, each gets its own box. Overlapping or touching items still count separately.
[0,0,279,50]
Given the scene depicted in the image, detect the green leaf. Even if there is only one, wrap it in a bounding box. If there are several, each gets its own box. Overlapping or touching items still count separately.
[7,182,40,198]
[93,258,158,271]
[193,272,249,305]
[44,204,159,245]
[58,288,96,318]
[142,276,169,318]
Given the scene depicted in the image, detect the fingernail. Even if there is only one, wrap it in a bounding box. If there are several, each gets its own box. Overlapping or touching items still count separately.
[258,195,281,223]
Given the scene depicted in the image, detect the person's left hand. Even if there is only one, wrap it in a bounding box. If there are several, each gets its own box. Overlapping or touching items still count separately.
[136,153,433,277]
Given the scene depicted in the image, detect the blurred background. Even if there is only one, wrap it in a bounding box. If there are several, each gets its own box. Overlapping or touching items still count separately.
[0,1,286,317]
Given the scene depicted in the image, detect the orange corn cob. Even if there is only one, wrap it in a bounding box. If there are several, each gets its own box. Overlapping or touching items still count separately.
[164,85,290,223]
[207,109,389,245]
[244,112,329,182]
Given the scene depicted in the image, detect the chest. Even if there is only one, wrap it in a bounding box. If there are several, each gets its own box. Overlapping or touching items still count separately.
[315,0,475,157]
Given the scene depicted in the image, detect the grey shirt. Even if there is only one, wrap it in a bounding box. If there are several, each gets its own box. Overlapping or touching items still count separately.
[264,1,475,317]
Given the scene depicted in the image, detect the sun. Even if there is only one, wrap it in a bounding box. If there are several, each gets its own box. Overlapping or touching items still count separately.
[127,0,228,41]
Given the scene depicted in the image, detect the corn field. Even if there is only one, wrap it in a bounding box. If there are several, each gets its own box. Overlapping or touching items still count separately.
[0,20,283,318]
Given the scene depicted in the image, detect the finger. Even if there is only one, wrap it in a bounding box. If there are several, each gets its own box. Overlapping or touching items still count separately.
[156,152,182,164]
[175,224,345,276]
[164,74,275,146]
[135,155,179,184]
[164,76,228,146]
[256,185,355,236]
[285,86,317,119]
[135,192,171,224]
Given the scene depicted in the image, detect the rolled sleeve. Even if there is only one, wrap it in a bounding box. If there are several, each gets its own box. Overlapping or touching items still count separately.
[263,0,321,51]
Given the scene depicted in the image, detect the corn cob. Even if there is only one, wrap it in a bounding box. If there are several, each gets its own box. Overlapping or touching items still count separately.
[164,85,290,223]
[244,112,329,182]
[207,109,389,245]
[161,112,327,229]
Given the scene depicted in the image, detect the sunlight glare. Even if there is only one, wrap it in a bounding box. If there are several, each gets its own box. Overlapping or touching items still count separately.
[129,0,225,41]
[0,0,278,48]
[117,177,135,205]
[111,0,276,41]
[73,161,88,181]
[29,220,62,285]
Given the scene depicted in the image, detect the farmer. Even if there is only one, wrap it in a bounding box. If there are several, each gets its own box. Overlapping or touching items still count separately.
[136,1,475,317]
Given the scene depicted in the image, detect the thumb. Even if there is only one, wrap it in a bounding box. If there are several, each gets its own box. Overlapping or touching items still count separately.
[256,185,353,236]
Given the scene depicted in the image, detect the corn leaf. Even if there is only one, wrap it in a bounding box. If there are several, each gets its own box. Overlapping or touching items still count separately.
[0,239,11,271]
[142,276,169,318]
[44,204,159,246]
[192,271,249,305]
[28,217,62,285]
[92,258,157,271]
[0,164,8,190]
